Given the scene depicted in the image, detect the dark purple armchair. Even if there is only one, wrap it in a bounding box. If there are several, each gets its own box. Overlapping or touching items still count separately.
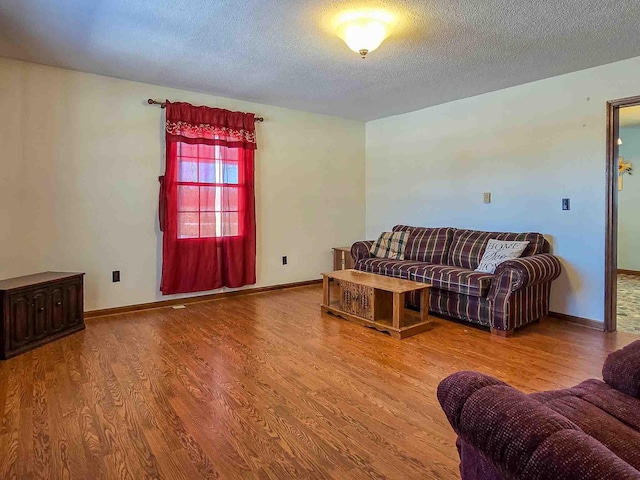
[437,340,640,480]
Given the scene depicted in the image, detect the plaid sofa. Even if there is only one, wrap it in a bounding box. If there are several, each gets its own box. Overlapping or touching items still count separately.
[351,225,561,335]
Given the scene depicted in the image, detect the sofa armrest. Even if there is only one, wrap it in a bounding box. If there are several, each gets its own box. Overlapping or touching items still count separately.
[437,371,640,480]
[351,241,374,263]
[488,254,561,301]
[603,340,640,399]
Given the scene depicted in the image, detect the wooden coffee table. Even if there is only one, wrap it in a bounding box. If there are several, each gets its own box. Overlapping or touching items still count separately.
[321,269,432,339]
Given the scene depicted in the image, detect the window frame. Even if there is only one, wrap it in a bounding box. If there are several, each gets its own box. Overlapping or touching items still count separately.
[175,143,242,240]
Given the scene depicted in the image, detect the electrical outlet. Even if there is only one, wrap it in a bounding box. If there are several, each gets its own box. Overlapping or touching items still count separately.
[112,270,120,282]
[282,256,287,265]
[562,198,570,211]
[483,192,491,204]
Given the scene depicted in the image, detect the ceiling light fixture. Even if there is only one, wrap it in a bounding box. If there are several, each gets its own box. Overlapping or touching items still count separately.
[335,10,393,59]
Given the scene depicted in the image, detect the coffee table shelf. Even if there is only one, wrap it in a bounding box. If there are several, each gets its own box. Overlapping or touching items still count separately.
[321,269,432,339]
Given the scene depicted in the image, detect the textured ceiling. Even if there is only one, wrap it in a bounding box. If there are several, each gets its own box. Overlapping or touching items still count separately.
[1,0,640,120]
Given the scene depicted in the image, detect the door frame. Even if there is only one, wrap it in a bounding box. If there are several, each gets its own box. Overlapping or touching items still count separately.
[605,95,640,332]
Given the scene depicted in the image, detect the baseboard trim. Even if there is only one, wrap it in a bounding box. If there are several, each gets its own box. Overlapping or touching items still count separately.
[618,269,640,276]
[85,279,322,319]
[548,311,604,331]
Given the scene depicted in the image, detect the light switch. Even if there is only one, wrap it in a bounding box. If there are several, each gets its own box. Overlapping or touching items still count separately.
[483,192,491,204]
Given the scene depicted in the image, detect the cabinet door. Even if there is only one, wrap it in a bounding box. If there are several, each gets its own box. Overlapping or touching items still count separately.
[63,280,83,327]
[49,286,66,332]
[9,293,32,348]
[32,289,49,339]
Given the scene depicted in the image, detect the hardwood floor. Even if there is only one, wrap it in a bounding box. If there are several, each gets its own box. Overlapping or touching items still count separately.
[0,285,636,480]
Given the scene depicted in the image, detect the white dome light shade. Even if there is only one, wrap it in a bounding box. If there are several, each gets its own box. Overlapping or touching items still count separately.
[338,18,388,57]
[335,10,393,58]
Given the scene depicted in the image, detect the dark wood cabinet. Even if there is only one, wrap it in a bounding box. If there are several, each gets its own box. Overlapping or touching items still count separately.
[33,288,49,339]
[1,272,85,359]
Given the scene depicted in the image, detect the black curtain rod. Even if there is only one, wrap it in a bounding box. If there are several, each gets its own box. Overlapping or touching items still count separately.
[147,99,264,122]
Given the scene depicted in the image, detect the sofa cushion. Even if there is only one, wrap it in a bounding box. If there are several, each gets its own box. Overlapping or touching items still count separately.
[411,264,493,297]
[355,258,493,297]
[392,225,455,264]
[355,258,421,280]
[602,340,640,399]
[448,229,546,270]
[530,379,640,470]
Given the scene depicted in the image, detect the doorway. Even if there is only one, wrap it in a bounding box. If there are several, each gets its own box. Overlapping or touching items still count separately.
[605,95,640,333]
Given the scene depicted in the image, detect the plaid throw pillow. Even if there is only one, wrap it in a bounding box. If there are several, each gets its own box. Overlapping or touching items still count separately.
[369,231,409,260]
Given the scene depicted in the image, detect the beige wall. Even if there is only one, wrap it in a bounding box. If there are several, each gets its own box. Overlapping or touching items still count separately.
[0,57,366,310]
[366,55,640,323]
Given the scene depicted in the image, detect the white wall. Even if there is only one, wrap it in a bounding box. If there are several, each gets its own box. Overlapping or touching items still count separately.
[0,57,366,311]
[366,56,640,323]
[618,125,640,271]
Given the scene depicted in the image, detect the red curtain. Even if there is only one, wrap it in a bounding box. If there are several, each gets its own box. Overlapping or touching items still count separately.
[159,101,256,294]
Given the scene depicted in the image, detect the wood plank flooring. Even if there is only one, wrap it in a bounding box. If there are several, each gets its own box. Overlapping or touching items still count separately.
[0,285,637,479]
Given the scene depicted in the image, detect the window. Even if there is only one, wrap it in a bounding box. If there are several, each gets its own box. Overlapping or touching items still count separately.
[176,142,240,239]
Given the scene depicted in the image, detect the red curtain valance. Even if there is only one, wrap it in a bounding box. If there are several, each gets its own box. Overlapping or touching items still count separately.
[165,101,257,149]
